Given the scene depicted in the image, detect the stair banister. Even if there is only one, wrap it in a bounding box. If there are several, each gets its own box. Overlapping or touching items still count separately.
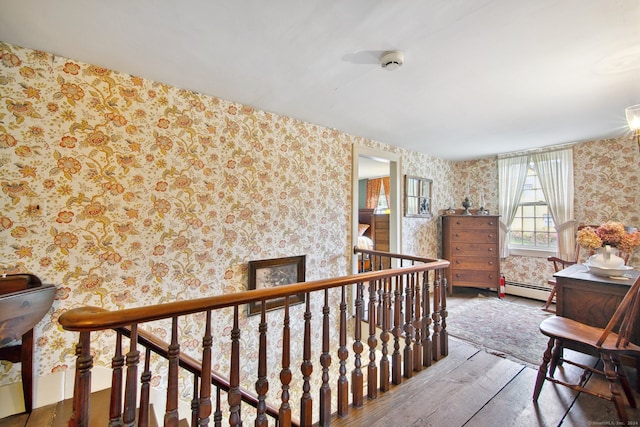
[59,256,449,426]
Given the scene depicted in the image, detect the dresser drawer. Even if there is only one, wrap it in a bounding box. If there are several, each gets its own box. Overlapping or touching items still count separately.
[450,216,498,229]
[450,269,499,285]
[450,256,498,271]
[450,229,497,243]
[449,242,497,255]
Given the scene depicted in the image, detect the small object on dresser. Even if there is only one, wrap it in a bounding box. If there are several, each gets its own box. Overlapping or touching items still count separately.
[461,196,472,215]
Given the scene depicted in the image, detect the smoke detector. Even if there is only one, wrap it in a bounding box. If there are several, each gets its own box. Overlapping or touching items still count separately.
[380,51,404,71]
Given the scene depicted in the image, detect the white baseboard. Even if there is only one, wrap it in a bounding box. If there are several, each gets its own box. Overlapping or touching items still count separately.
[0,366,190,425]
[0,366,112,419]
[505,283,551,302]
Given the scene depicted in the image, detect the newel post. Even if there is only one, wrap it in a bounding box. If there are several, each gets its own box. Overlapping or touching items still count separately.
[70,331,93,427]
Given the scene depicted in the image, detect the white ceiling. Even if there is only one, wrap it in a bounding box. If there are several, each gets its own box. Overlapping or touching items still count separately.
[1,0,639,161]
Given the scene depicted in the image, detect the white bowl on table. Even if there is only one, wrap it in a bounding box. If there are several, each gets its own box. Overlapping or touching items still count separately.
[585,263,633,278]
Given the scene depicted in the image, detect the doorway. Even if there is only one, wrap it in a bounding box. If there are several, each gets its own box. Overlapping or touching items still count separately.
[351,145,402,273]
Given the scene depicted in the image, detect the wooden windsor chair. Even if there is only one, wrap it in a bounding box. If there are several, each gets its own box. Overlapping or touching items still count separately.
[533,274,640,423]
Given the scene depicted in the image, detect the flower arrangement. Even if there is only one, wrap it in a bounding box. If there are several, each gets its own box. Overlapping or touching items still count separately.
[577,221,640,254]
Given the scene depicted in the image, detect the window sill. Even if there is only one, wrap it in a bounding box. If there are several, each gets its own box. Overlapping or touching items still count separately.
[509,247,556,259]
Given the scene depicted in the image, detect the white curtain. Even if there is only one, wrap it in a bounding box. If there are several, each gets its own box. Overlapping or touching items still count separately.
[532,149,575,259]
[498,156,528,258]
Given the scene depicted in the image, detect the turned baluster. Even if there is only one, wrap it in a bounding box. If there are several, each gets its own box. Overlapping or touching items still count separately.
[122,324,140,427]
[375,254,383,271]
[255,302,269,427]
[431,274,443,361]
[199,310,212,426]
[109,332,124,426]
[190,376,199,427]
[319,289,332,426]
[164,317,180,427]
[379,278,391,392]
[71,332,92,427]
[351,281,364,407]
[337,285,349,416]
[391,276,402,385]
[367,280,378,399]
[213,387,222,427]
[138,347,151,427]
[422,271,433,367]
[279,297,292,426]
[413,272,424,372]
[300,295,313,426]
[403,273,415,379]
[376,285,383,328]
[229,307,242,427]
[439,270,449,357]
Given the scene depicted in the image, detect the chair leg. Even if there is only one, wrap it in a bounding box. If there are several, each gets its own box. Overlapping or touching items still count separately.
[549,341,563,376]
[612,355,636,408]
[21,329,34,413]
[543,286,556,311]
[533,337,554,401]
[602,353,628,423]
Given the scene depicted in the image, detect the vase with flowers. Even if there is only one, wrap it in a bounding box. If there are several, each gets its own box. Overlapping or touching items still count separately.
[577,221,640,275]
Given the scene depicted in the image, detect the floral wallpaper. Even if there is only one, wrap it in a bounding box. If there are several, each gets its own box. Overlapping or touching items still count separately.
[0,40,460,419]
[1,38,638,418]
[0,40,364,409]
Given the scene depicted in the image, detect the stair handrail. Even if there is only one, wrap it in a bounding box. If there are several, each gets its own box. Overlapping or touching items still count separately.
[60,260,448,332]
[59,255,450,426]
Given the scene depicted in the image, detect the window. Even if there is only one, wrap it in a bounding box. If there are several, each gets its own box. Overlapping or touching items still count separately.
[509,164,557,250]
[375,185,389,213]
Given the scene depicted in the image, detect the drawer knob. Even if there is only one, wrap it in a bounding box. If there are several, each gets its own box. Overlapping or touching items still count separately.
[455,273,462,278]
[488,248,493,252]
[487,234,493,239]
[488,261,493,265]
[455,246,461,251]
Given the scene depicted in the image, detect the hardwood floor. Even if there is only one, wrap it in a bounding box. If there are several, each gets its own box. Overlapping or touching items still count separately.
[331,289,640,427]
[2,289,638,426]
[0,388,111,427]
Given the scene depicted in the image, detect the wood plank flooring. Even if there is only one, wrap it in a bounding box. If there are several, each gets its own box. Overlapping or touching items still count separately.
[331,289,640,427]
[2,289,639,426]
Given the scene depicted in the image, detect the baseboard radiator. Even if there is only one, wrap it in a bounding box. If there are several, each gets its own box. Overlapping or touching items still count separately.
[505,281,551,302]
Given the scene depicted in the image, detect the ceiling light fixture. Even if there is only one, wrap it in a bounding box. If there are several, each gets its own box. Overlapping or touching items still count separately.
[625,104,640,152]
[380,51,404,71]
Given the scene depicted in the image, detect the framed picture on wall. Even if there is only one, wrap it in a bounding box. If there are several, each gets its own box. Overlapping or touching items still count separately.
[404,175,432,217]
[247,255,306,316]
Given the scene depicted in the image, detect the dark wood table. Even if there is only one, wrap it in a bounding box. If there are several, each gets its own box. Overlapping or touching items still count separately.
[555,263,640,327]
[554,263,640,385]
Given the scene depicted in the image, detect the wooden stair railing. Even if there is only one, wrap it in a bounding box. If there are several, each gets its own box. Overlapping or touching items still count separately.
[59,255,449,427]
[117,326,284,426]
[353,247,447,353]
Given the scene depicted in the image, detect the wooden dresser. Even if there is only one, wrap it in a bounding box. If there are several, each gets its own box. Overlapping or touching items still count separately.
[441,214,500,295]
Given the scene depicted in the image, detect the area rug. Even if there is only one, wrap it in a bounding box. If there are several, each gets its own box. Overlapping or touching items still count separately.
[445,295,554,368]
